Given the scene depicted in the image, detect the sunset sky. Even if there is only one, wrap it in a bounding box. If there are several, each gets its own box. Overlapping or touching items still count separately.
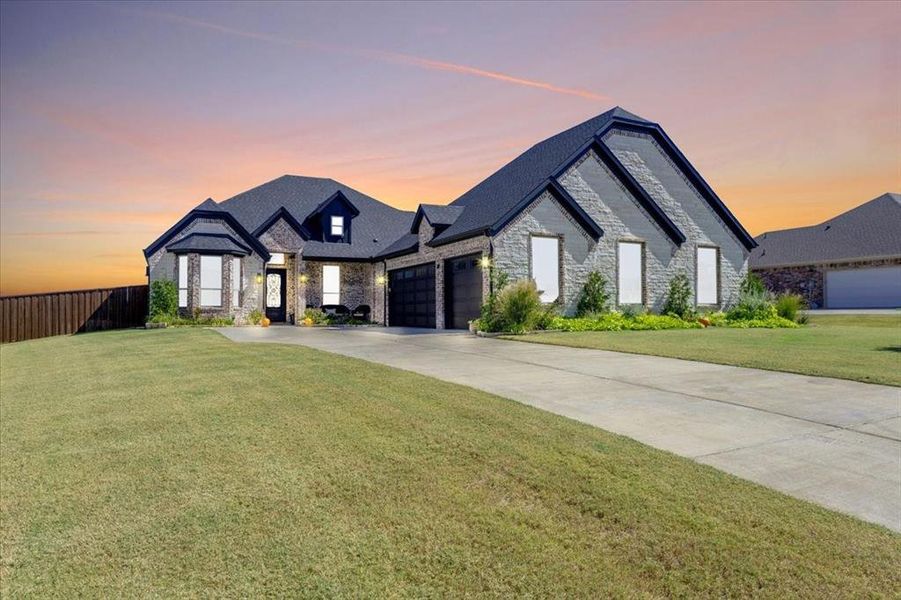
[1,1,898,295]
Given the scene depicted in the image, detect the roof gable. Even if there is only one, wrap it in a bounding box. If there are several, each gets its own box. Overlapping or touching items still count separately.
[165,232,252,256]
[252,206,311,239]
[144,204,271,261]
[429,106,755,251]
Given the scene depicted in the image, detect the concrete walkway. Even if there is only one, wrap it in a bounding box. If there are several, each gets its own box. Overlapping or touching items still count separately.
[217,326,901,532]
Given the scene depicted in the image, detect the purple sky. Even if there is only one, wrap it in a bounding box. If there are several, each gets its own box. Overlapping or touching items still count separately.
[1,1,898,294]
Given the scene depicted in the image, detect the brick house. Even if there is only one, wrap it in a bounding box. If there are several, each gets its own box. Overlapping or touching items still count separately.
[750,193,901,309]
[144,107,757,327]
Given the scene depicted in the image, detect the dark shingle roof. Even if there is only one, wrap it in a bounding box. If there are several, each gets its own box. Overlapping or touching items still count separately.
[375,233,419,259]
[750,193,901,268]
[218,175,414,259]
[431,107,650,244]
[166,232,251,255]
[420,204,463,226]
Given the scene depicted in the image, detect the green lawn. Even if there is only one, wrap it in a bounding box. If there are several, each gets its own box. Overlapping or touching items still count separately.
[1,329,899,597]
[505,314,901,386]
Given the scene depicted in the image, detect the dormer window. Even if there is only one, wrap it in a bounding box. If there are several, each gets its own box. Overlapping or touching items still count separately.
[330,216,344,237]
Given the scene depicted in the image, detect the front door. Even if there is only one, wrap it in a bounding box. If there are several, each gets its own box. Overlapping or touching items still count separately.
[265,269,287,322]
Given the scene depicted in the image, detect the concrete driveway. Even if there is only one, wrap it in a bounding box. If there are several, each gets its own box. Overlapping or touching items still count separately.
[217,326,901,532]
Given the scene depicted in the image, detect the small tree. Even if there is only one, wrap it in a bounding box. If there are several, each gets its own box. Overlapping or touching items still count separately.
[478,268,509,332]
[149,280,178,320]
[739,272,766,296]
[662,273,693,319]
[576,271,610,317]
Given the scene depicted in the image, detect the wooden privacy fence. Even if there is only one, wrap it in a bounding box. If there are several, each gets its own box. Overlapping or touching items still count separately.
[0,285,149,344]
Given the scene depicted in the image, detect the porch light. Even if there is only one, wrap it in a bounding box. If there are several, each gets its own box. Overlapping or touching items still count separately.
[299,273,309,284]
[255,273,263,285]
[375,275,386,286]
[478,255,491,269]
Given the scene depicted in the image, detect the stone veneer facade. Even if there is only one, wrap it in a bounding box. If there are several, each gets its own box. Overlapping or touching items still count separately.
[752,257,901,309]
[493,132,749,315]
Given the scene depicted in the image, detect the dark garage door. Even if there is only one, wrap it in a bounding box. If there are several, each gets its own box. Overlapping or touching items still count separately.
[445,254,483,329]
[388,263,436,328]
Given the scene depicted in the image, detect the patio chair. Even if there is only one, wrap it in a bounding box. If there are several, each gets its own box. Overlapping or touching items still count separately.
[352,304,371,320]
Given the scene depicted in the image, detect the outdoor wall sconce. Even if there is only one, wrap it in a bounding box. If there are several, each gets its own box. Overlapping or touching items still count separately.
[299,273,309,284]
[255,273,263,285]
[479,255,491,269]
[375,275,386,286]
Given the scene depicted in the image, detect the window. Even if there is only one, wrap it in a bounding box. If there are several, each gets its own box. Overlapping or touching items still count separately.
[231,257,241,308]
[697,247,719,305]
[178,255,188,308]
[617,241,644,305]
[330,215,344,237]
[200,255,222,307]
[530,236,560,303]
[322,265,340,305]
[268,252,285,265]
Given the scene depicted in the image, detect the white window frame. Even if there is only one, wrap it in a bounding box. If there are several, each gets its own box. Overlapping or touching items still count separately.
[231,256,241,308]
[268,252,285,265]
[530,235,560,303]
[617,241,644,306]
[178,255,188,308]
[330,215,344,237]
[322,265,340,305]
[696,246,719,305]
[199,255,223,307]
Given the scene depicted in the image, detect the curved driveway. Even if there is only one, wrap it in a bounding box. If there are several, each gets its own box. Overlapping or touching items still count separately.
[217,326,901,532]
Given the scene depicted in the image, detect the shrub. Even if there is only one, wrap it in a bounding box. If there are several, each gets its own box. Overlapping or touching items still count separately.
[775,293,806,322]
[494,279,543,334]
[247,309,263,325]
[549,312,701,332]
[478,269,510,332]
[728,276,775,321]
[662,273,694,319]
[303,308,330,325]
[576,272,610,317]
[149,280,178,320]
[619,304,640,318]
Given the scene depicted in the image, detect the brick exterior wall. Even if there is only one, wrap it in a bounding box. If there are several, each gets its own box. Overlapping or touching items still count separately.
[753,257,901,309]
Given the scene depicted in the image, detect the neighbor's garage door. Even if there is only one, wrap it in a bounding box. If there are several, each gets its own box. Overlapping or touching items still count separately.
[388,263,436,327]
[825,266,901,308]
[445,254,483,329]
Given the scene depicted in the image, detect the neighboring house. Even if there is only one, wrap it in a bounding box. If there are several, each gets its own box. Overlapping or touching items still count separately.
[750,193,901,309]
[145,106,757,327]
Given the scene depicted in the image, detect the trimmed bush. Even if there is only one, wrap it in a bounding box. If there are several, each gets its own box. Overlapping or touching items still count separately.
[662,273,694,319]
[576,272,611,317]
[775,293,806,322]
[247,309,263,325]
[303,308,330,325]
[549,312,702,332]
[478,269,510,333]
[149,280,178,320]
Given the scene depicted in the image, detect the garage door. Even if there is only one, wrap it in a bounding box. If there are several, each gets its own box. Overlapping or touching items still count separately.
[445,254,483,329]
[388,263,436,327]
[825,266,901,308]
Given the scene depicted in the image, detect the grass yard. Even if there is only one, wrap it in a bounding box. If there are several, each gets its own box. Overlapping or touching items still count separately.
[1,329,899,597]
[505,314,901,386]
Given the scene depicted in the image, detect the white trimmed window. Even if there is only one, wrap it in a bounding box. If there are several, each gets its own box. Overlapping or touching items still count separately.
[200,255,222,307]
[322,265,340,305]
[178,255,188,308]
[268,252,285,265]
[530,236,560,303]
[697,247,719,305]
[330,215,344,237]
[231,257,241,308]
[617,241,644,305]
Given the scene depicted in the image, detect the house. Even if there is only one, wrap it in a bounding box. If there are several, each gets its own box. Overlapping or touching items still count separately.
[750,193,901,309]
[144,106,757,327]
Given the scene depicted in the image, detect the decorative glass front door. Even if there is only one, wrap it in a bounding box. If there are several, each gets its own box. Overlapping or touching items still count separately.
[265,270,287,322]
